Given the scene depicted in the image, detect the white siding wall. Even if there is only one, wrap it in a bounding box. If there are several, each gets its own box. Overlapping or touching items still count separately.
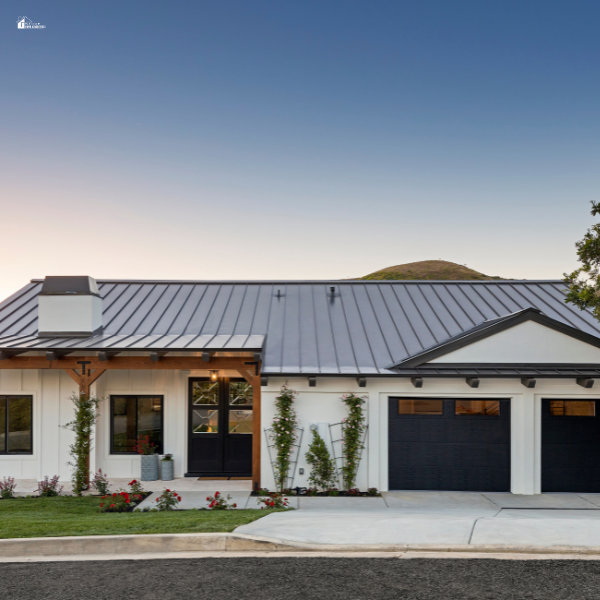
[1,370,599,494]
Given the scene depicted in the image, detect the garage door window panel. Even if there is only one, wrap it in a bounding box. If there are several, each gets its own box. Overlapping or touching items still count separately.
[549,400,595,417]
[398,399,443,416]
[455,400,500,416]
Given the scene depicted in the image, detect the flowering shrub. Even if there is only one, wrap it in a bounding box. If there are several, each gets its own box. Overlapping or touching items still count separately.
[346,487,361,496]
[257,493,290,510]
[91,469,110,496]
[134,435,156,455]
[36,475,63,497]
[367,487,379,496]
[206,491,237,510]
[340,393,367,490]
[0,477,16,499]
[271,385,299,492]
[305,487,319,496]
[128,479,145,495]
[155,489,182,511]
[327,488,340,496]
[100,491,142,512]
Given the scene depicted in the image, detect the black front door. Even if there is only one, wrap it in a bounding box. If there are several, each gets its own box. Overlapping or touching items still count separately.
[187,377,253,476]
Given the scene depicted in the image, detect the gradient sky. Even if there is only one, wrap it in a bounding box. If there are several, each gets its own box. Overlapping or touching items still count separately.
[1,1,599,300]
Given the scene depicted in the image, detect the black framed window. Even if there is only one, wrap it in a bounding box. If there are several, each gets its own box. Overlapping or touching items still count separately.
[0,396,33,454]
[111,395,163,454]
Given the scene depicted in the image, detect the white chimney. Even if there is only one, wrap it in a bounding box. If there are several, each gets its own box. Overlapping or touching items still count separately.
[38,276,103,337]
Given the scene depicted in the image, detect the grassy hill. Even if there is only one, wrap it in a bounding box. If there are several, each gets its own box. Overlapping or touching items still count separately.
[357,260,505,281]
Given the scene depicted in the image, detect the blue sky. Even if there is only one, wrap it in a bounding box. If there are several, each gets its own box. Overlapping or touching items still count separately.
[1,1,599,298]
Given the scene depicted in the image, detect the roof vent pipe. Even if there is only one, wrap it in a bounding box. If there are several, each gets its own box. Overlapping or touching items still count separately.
[330,286,335,298]
[38,276,103,338]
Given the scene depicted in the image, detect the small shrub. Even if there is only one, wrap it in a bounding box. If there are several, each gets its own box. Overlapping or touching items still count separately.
[346,487,361,496]
[128,479,145,495]
[257,493,290,510]
[90,469,110,496]
[305,487,319,496]
[367,487,379,496]
[205,491,237,510]
[161,453,173,462]
[100,491,142,512]
[155,489,181,511]
[0,477,16,499]
[327,488,340,497]
[305,428,338,491]
[36,475,63,497]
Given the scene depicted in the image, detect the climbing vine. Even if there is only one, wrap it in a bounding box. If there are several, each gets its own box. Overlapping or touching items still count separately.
[63,392,101,496]
[305,428,337,491]
[271,385,299,492]
[340,393,367,490]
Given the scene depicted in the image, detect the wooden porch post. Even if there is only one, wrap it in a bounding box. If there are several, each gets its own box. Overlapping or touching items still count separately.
[64,367,106,488]
[252,374,261,491]
[236,366,261,491]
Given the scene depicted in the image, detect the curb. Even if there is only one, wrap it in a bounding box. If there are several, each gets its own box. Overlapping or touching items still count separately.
[3,533,600,558]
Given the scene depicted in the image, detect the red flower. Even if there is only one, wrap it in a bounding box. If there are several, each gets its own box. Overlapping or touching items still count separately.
[100,503,103,507]
[178,497,181,502]
[126,500,130,504]
[166,489,170,492]
[206,497,210,501]
[110,504,115,508]
[112,493,117,497]
[233,503,237,508]
[156,498,159,501]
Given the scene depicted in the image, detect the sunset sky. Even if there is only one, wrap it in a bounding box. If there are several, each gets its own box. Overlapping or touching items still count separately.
[1,1,599,300]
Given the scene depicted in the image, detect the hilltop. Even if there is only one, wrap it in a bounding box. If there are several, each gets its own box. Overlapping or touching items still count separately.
[356,260,505,281]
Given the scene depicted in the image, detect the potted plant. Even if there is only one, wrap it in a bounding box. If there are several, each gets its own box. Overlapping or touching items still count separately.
[134,435,159,481]
[161,453,174,481]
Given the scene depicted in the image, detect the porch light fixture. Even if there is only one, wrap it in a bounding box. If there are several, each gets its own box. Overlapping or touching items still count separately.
[210,370,219,381]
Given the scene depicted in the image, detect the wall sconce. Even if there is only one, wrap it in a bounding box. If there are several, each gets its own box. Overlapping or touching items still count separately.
[210,370,219,381]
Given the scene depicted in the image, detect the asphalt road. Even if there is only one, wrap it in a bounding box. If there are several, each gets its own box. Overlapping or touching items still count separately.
[2,557,600,599]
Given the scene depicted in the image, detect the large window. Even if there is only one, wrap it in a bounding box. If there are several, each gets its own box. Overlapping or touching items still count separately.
[111,396,163,454]
[0,396,32,454]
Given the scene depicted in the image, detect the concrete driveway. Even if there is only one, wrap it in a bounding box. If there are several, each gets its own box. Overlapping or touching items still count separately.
[235,491,600,549]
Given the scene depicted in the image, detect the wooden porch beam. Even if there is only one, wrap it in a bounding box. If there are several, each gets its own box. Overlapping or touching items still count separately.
[251,370,261,492]
[0,356,259,371]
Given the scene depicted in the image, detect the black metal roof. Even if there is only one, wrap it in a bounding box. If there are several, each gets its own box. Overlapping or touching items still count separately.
[0,279,599,375]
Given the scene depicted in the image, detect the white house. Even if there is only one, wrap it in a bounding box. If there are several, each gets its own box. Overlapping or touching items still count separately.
[1,275,600,495]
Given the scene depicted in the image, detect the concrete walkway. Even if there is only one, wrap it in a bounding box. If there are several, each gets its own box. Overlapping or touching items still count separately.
[235,491,600,549]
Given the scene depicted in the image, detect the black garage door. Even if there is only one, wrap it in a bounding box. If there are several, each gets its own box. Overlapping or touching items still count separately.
[542,399,600,492]
[389,397,511,491]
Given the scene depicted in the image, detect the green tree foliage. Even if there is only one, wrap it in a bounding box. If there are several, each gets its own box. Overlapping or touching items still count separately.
[63,393,101,496]
[564,202,600,319]
[305,429,337,491]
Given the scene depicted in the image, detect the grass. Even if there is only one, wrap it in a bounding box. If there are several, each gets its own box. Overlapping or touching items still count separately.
[0,496,278,539]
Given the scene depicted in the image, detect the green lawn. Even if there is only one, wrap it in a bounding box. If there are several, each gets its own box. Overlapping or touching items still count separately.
[0,496,277,539]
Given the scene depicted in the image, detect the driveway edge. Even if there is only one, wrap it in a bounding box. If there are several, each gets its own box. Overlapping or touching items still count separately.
[3,533,600,557]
